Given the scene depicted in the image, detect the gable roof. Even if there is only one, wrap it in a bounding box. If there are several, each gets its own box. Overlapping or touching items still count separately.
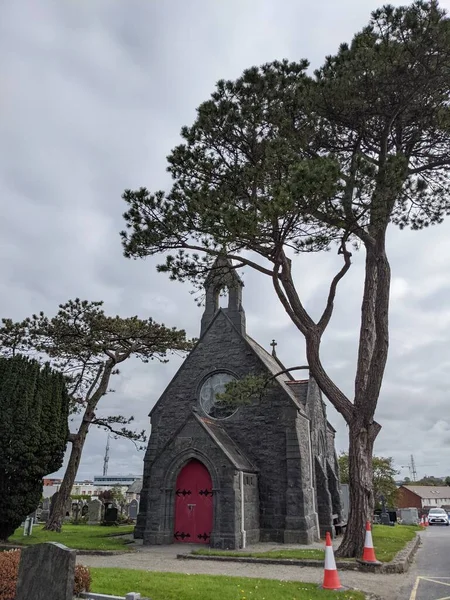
[402,485,450,499]
[244,335,308,414]
[126,479,142,494]
[150,308,310,417]
[194,412,257,472]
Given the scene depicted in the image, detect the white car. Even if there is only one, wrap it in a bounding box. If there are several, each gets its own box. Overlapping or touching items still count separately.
[428,508,450,526]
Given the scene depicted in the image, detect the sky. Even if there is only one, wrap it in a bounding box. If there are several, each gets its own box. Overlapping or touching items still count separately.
[1,0,450,483]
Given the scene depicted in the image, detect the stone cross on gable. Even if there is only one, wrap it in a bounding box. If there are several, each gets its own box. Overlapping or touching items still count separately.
[270,339,278,358]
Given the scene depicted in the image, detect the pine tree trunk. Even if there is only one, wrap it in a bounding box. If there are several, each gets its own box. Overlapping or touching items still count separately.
[44,431,88,532]
[336,420,378,558]
[43,361,114,532]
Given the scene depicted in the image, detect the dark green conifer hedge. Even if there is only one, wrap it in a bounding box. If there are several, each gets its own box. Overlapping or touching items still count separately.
[0,355,69,539]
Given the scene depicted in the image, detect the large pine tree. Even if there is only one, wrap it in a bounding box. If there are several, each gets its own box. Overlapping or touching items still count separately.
[120,1,450,556]
[0,355,69,540]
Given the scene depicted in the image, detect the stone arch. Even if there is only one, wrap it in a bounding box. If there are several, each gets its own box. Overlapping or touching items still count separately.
[164,448,221,491]
[160,448,222,543]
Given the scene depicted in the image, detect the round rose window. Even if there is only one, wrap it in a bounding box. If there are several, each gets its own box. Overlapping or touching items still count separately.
[199,372,237,419]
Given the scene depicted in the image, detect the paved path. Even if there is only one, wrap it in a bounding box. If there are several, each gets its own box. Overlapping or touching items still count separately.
[396,526,450,600]
[78,541,411,599]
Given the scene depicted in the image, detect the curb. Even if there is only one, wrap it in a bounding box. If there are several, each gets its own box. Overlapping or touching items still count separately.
[360,533,421,574]
[177,532,421,575]
[0,543,132,556]
[177,552,360,571]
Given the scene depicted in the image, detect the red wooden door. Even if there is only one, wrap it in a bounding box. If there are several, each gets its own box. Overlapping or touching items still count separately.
[174,459,213,544]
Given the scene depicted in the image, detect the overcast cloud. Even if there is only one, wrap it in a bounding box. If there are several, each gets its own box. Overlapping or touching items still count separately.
[1,0,450,483]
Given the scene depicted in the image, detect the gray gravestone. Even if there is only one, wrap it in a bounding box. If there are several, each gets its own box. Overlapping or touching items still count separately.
[40,509,50,522]
[15,542,76,600]
[129,499,138,520]
[88,498,103,525]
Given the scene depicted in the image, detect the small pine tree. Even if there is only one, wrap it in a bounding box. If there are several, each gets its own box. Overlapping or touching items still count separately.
[0,355,69,540]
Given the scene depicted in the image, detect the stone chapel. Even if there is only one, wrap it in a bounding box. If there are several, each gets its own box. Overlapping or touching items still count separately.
[134,258,342,549]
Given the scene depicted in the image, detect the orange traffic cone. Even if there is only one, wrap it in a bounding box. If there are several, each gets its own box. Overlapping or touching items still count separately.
[322,531,343,590]
[424,515,429,527]
[362,521,379,563]
[419,516,425,527]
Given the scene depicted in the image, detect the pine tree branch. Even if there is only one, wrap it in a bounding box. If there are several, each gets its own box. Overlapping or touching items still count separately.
[317,237,352,333]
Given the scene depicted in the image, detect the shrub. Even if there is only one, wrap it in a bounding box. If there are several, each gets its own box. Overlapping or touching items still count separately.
[74,564,92,595]
[117,515,134,525]
[0,549,91,599]
[0,550,20,600]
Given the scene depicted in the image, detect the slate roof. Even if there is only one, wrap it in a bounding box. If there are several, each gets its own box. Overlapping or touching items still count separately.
[126,479,143,494]
[402,485,450,499]
[195,412,257,473]
[245,335,308,413]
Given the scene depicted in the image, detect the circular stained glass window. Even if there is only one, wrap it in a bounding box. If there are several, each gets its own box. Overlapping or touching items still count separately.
[199,372,238,420]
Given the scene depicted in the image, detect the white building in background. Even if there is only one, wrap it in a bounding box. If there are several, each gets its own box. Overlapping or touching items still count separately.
[93,475,141,494]
[42,480,95,498]
[72,481,95,496]
[41,475,142,499]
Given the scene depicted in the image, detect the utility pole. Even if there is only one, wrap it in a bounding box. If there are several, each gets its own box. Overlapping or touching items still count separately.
[103,432,110,477]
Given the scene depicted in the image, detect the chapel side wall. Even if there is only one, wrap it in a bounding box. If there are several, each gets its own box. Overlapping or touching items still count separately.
[284,413,319,544]
[326,428,343,520]
[304,378,336,533]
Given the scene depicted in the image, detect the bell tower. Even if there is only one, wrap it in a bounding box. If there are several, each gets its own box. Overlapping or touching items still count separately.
[200,256,246,337]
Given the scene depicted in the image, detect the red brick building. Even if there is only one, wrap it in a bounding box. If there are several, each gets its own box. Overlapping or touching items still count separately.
[397,485,450,510]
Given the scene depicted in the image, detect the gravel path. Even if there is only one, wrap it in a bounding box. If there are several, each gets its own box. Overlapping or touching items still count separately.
[78,542,412,599]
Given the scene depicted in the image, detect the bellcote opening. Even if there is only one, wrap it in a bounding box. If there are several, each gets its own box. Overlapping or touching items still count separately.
[200,256,246,337]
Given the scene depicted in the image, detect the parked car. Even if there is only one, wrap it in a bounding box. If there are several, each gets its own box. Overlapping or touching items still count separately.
[428,508,450,526]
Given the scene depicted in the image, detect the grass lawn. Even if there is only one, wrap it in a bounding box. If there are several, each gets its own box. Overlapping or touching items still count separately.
[91,568,366,600]
[7,524,135,551]
[371,524,420,562]
[192,525,420,563]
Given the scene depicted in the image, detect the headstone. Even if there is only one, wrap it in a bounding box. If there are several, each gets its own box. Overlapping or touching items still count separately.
[40,509,50,522]
[15,542,76,600]
[380,512,391,525]
[23,516,33,536]
[379,494,391,525]
[399,507,419,525]
[42,498,50,511]
[129,499,138,520]
[81,503,89,517]
[88,498,103,525]
[104,506,118,524]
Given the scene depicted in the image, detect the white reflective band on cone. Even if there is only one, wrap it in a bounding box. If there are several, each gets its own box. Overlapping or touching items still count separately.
[364,530,374,549]
[324,545,337,570]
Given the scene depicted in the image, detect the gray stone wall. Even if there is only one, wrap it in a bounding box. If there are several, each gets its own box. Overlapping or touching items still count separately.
[243,473,260,545]
[283,413,319,544]
[326,460,343,519]
[315,457,334,537]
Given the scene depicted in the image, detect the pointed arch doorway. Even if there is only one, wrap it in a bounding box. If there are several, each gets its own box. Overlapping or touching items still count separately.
[174,459,213,544]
